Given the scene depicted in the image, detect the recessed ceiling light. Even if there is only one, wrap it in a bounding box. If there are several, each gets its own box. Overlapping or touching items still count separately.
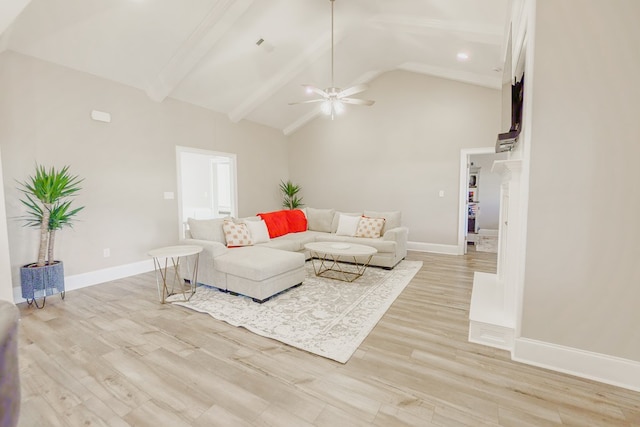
[457,52,470,61]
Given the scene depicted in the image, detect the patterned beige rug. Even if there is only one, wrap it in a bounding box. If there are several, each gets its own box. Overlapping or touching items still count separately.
[172,260,422,363]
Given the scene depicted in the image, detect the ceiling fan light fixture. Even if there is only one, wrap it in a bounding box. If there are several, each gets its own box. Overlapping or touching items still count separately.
[289,0,375,114]
[321,100,332,115]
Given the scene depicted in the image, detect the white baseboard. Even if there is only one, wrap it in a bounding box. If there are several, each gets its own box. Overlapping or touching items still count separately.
[13,259,155,303]
[513,337,640,392]
[407,241,461,255]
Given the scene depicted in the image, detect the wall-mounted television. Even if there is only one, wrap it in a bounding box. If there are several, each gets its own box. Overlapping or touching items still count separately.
[496,29,526,153]
[496,74,524,153]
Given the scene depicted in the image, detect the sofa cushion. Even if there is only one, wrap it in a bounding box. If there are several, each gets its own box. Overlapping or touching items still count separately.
[355,216,385,238]
[216,246,304,281]
[266,231,317,252]
[364,210,401,234]
[258,239,298,252]
[223,220,253,247]
[286,209,307,233]
[236,216,261,223]
[331,211,362,233]
[306,207,335,232]
[335,214,361,236]
[187,217,230,243]
[257,210,290,238]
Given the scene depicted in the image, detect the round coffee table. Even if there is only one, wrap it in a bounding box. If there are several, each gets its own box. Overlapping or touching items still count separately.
[304,242,377,282]
[148,245,202,303]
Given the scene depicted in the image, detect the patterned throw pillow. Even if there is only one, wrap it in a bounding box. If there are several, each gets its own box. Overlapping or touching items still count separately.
[222,220,254,247]
[355,216,386,238]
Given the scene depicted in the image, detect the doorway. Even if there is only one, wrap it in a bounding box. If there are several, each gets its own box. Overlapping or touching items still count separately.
[176,146,238,237]
[458,148,506,254]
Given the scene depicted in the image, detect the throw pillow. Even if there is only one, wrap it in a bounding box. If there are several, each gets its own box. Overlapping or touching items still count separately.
[187,217,230,243]
[331,211,362,233]
[363,210,401,234]
[286,209,307,233]
[335,214,361,236]
[222,220,254,247]
[257,210,290,238]
[306,207,335,232]
[245,220,270,244]
[355,216,386,238]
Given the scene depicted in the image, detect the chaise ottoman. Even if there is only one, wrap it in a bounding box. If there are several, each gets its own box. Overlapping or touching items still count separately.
[214,246,306,303]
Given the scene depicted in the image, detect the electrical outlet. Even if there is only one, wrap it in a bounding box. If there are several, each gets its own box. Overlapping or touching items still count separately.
[439,190,445,197]
[103,248,110,258]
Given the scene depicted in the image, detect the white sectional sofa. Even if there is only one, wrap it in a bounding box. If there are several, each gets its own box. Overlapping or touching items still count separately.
[180,208,408,302]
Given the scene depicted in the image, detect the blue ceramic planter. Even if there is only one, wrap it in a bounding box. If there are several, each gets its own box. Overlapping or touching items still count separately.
[20,261,65,308]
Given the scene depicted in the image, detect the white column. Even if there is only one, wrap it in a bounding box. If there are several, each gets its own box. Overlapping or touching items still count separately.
[492,159,523,335]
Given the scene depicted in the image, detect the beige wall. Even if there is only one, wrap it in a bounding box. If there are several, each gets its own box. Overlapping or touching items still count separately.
[0,51,288,293]
[522,0,640,361]
[288,70,501,245]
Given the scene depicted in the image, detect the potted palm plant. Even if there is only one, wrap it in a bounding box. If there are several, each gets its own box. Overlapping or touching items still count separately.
[18,165,83,308]
[279,180,304,210]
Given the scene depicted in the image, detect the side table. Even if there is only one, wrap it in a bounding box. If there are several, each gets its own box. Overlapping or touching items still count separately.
[148,245,202,303]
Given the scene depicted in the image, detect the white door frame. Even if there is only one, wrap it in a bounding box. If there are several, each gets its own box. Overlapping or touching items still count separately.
[457,147,496,254]
[175,146,238,238]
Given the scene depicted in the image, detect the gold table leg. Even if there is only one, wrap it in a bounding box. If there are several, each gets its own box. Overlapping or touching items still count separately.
[152,254,199,303]
[310,251,373,283]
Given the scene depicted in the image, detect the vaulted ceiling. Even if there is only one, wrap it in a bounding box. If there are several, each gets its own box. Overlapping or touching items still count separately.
[0,0,511,135]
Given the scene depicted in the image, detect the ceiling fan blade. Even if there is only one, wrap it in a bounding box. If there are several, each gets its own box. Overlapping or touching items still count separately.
[341,98,375,106]
[302,84,329,98]
[338,84,368,98]
[288,98,325,105]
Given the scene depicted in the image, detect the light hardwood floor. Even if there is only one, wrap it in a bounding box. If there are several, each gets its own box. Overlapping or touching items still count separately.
[15,249,640,426]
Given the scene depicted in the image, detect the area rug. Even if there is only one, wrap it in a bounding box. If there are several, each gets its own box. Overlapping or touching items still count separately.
[171,260,422,363]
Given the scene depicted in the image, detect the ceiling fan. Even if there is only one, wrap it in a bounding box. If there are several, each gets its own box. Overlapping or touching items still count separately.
[289,0,375,119]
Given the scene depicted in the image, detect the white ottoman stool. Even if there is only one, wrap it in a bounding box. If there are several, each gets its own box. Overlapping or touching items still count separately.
[215,246,306,303]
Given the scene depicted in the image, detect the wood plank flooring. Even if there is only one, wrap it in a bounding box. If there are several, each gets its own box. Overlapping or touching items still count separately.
[15,249,640,426]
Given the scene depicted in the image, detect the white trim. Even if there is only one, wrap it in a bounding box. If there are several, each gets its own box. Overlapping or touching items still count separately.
[469,321,514,351]
[513,337,640,393]
[12,259,155,303]
[407,241,460,255]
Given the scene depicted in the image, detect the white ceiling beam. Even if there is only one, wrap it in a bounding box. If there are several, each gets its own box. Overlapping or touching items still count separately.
[146,0,253,103]
[283,108,320,137]
[0,0,31,54]
[228,29,346,124]
[0,0,30,35]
